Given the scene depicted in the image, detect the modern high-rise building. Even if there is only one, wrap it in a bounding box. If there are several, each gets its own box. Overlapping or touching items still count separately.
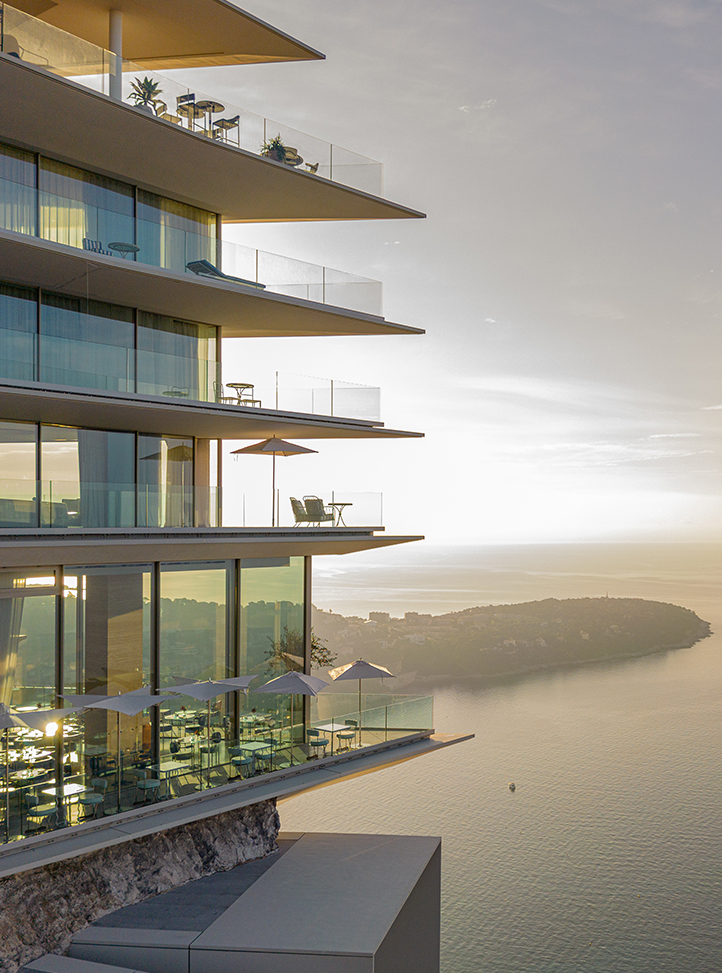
[0,5,469,970]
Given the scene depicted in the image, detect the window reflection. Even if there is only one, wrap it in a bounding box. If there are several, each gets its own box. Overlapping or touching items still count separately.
[0,421,37,528]
[0,283,36,383]
[138,435,194,527]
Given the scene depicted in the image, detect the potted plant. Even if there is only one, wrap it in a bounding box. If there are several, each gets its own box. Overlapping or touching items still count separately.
[128,76,164,115]
[261,134,287,163]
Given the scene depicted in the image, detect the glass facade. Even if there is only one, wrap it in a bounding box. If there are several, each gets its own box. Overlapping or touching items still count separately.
[0,283,36,383]
[0,557,432,844]
[0,141,218,275]
[0,143,36,236]
[137,313,218,402]
[39,158,135,252]
[0,282,220,402]
[0,419,220,529]
[40,294,134,393]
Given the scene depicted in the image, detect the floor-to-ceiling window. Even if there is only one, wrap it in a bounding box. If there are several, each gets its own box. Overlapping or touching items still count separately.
[63,565,152,813]
[0,283,37,383]
[40,293,134,393]
[240,557,306,734]
[138,435,194,527]
[137,313,219,401]
[40,426,135,528]
[0,421,37,528]
[136,191,217,275]
[38,158,134,254]
[0,143,36,236]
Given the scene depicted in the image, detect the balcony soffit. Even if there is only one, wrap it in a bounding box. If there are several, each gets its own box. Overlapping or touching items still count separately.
[10,0,324,67]
[0,57,425,223]
[0,231,424,337]
[0,530,425,567]
[0,383,424,441]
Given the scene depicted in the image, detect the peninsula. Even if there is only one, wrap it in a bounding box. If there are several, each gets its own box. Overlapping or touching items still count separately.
[313,597,711,683]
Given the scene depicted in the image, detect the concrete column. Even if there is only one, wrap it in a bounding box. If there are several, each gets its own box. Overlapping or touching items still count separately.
[109,8,123,102]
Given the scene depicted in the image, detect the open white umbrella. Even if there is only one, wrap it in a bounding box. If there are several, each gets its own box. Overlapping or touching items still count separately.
[164,681,234,788]
[85,691,172,811]
[256,671,328,765]
[231,437,318,526]
[0,703,28,844]
[328,659,395,731]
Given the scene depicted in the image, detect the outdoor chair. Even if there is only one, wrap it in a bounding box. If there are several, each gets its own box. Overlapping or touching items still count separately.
[214,380,238,404]
[132,769,161,804]
[83,238,113,256]
[25,794,56,831]
[291,497,315,525]
[212,115,240,142]
[186,259,266,290]
[337,724,357,751]
[78,777,107,819]
[303,496,335,525]
[306,727,329,758]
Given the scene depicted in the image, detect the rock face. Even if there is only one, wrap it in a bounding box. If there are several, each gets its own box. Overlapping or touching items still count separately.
[0,799,280,973]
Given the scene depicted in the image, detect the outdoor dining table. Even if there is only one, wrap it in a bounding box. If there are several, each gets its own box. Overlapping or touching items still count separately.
[328,502,353,526]
[42,782,92,824]
[314,721,356,756]
[152,760,193,797]
[236,740,274,775]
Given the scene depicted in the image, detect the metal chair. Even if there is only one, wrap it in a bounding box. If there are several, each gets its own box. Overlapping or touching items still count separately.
[306,728,329,758]
[25,794,56,832]
[291,497,314,525]
[78,777,108,819]
[132,769,161,804]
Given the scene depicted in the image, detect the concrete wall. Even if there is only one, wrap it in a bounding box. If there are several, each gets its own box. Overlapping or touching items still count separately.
[0,799,279,973]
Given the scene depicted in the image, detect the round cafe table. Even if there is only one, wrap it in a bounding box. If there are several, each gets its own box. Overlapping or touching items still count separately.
[195,99,225,133]
[108,242,140,259]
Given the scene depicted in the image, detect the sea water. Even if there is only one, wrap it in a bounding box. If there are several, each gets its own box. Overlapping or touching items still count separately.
[281,544,722,972]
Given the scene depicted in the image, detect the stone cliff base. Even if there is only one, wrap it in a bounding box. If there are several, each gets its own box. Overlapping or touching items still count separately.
[0,799,279,973]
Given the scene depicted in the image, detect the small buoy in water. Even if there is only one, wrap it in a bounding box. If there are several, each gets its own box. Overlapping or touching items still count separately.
[508,782,516,792]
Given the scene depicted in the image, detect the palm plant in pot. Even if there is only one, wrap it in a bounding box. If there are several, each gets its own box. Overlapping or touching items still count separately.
[128,76,164,115]
[261,134,287,163]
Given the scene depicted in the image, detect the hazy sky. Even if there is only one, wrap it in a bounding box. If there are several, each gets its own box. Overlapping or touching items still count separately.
[179,0,722,543]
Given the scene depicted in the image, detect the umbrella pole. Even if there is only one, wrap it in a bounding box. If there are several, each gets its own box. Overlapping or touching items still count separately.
[116,710,122,812]
[4,728,9,844]
[290,695,294,766]
[359,678,362,739]
[206,700,211,790]
[271,453,276,527]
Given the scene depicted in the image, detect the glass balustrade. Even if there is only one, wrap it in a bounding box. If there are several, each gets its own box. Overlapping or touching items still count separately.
[0,692,432,844]
[229,491,384,529]
[0,2,384,196]
[0,479,220,528]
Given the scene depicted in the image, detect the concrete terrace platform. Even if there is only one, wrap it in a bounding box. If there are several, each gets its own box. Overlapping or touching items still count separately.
[68,832,441,973]
[0,732,471,879]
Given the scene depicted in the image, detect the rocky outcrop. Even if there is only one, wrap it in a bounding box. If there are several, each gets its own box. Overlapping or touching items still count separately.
[0,799,280,973]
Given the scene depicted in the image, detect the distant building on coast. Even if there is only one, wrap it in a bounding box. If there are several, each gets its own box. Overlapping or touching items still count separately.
[0,2,469,970]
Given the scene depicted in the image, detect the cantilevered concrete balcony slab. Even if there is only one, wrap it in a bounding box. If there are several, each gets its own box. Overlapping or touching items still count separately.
[0,230,423,337]
[11,0,324,69]
[0,381,423,441]
[0,55,424,223]
[0,528,424,568]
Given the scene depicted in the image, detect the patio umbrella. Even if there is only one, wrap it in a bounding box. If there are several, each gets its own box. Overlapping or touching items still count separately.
[231,437,318,526]
[256,671,329,765]
[164,681,235,789]
[85,691,172,811]
[328,659,395,730]
[0,703,27,844]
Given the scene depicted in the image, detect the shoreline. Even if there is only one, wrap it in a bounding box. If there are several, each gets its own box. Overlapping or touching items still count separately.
[399,624,712,691]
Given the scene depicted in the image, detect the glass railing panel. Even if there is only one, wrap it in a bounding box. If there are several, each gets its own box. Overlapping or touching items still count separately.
[0,479,38,527]
[250,371,381,420]
[0,328,36,382]
[227,491,383,529]
[1,3,109,92]
[40,480,136,528]
[38,194,136,255]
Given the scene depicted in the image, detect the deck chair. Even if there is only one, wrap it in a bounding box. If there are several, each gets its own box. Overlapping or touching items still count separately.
[186,259,266,290]
[303,496,335,525]
[291,497,314,525]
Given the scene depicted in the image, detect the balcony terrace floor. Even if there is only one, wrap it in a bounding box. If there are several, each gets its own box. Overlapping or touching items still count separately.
[0,527,424,567]
[0,380,423,442]
[0,54,424,223]
[0,228,422,338]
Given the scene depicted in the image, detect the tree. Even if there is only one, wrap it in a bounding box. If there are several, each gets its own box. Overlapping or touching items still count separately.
[265,626,337,673]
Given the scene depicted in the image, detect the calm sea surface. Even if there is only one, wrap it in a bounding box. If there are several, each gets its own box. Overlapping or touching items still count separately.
[282,544,722,972]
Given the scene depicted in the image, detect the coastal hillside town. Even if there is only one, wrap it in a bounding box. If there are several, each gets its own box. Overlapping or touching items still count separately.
[313,598,711,684]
